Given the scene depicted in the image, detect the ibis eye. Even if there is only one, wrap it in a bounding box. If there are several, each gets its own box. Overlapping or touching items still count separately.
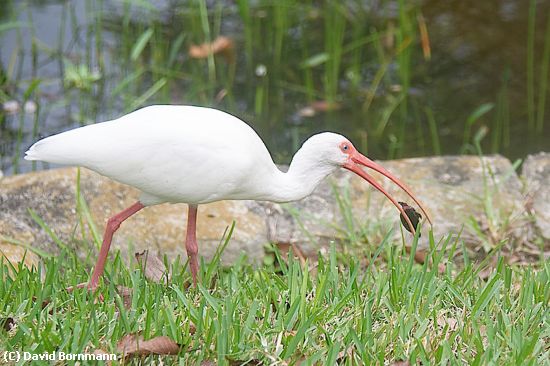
[340,142,352,153]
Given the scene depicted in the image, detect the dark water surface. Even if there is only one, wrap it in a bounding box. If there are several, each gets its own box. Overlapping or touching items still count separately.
[1,0,549,175]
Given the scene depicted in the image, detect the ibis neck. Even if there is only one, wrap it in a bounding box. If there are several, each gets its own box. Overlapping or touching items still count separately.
[261,149,337,203]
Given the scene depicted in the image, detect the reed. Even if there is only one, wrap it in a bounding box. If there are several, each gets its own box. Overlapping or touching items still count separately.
[424,107,441,155]
[527,0,536,132]
[322,1,346,104]
[492,70,511,153]
[536,11,550,133]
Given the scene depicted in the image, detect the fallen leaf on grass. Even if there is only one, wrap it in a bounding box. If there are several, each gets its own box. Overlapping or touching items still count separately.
[404,246,447,274]
[135,250,171,284]
[275,242,318,277]
[117,333,180,357]
[189,36,235,63]
[414,249,428,265]
[188,321,197,335]
[404,245,428,265]
[30,296,53,314]
[276,242,307,264]
[2,317,15,331]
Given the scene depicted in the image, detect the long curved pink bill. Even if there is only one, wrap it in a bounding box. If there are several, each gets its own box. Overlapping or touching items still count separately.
[344,164,417,234]
[350,153,432,226]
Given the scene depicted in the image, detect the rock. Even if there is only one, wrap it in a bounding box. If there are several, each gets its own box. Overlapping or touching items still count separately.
[261,176,343,256]
[266,155,527,252]
[522,152,550,240]
[0,155,532,267]
[0,168,268,267]
[358,155,528,249]
[0,242,39,269]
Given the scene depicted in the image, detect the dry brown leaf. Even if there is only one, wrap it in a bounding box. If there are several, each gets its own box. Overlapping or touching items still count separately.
[189,36,235,63]
[135,250,171,284]
[276,242,292,258]
[405,246,448,274]
[188,321,197,335]
[275,243,318,277]
[2,317,15,331]
[417,12,431,60]
[414,249,428,264]
[117,333,180,357]
[403,245,428,265]
[31,296,53,313]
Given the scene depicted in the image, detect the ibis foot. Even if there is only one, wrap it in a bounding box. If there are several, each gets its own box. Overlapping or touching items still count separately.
[63,201,145,299]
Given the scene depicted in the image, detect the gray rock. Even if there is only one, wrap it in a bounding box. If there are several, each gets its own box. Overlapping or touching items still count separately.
[364,155,528,250]
[0,168,268,266]
[266,155,528,252]
[0,155,534,266]
[522,152,550,240]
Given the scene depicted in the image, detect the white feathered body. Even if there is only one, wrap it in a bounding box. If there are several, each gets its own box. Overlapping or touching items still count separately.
[26,106,283,205]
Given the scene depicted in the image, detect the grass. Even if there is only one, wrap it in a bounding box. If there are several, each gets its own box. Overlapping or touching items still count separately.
[1,229,549,365]
[1,2,549,361]
[1,160,548,364]
[1,170,549,364]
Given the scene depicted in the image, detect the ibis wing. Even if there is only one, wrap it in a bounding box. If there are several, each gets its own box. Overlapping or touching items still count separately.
[25,106,275,205]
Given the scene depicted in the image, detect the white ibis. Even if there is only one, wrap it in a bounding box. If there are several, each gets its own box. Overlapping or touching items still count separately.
[25,105,431,289]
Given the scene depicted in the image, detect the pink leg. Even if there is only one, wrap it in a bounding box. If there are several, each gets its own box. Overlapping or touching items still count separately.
[70,201,144,291]
[186,204,199,285]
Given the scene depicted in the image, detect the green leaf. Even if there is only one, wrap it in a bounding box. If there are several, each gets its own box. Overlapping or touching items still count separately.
[467,103,494,126]
[300,53,330,68]
[131,28,154,61]
[471,274,502,317]
[126,77,167,112]
[23,79,42,100]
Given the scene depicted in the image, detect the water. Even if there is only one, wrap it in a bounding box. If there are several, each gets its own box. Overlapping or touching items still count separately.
[1,0,549,175]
